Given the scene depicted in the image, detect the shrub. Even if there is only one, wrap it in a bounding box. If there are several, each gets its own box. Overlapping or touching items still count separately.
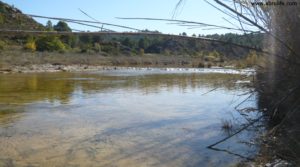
[93,43,101,53]
[36,36,66,52]
[235,61,246,69]
[207,63,212,68]
[79,43,92,53]
[0,40,6,50]
[245,51,258,67]
[198,62,205,68]
[24,41,36,51]
[204,56,216,62]
[139,48,144,56]
[0,13,4,24]
[24,37,36,51]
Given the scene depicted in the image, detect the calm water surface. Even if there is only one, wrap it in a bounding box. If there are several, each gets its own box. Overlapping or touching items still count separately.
[0,69,260,167]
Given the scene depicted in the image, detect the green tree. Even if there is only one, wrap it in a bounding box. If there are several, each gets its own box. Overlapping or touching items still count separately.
[122,37,134,48]
[53,21,71,32]
[60,35,78,48]
[138,37,149,49]
[79,35,92,44]
[46,20,53,31]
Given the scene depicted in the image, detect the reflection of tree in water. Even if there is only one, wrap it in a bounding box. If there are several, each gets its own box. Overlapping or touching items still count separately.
[0,73,76,104]
[0,72,249,105]
[80,73,247,94]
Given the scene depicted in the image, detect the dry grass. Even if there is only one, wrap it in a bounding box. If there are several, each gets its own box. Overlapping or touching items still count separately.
[0,49,220,68]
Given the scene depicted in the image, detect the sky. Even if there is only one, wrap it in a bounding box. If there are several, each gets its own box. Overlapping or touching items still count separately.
[2,0,251,35]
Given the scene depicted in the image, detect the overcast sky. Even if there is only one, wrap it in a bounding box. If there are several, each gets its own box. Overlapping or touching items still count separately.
[2,0,255,35]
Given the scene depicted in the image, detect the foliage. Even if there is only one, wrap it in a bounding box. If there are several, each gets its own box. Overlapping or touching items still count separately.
[60,35,78,48]
[0,40,6,50]
[46,20,53,31]
[121,37,134,48]
[35,36,66,52]
[0,13,4,24]
[79,43,92,53]
[24,37,36,52]
[244,51,258,67]
[138,37,150,49]
[93,43,101,53]
[79,35,92,44]
[203,33,264,49]
[53,21,71,32]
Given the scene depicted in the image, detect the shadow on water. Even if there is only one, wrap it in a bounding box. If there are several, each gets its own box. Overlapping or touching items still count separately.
[0,70,262,167]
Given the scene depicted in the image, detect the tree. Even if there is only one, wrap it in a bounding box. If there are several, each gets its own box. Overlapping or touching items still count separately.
[53,21,71,32]
[182,32,187,36]
[46,20,53,31]
[138,37,149,49]
[122,37,134,48]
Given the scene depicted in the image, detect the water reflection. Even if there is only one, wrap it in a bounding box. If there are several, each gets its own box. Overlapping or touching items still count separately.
[0,70,259,167]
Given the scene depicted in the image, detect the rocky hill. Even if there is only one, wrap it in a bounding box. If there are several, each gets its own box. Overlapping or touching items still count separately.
[0,1,44,30]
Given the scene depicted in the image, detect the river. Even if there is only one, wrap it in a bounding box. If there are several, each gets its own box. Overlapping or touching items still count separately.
[0,68,262,167]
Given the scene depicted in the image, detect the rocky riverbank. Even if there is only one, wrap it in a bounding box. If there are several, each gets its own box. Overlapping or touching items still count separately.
[0,64,111,73]
[0,64,255,75]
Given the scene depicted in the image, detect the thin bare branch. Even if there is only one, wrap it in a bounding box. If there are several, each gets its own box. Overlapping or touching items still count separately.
[27,14,141,31]
[117,17,259,33]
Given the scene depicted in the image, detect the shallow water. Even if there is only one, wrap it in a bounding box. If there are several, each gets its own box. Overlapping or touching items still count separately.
[0,69,261,167]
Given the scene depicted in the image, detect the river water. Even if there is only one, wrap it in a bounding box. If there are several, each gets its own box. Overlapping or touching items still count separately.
[0,68,261,167]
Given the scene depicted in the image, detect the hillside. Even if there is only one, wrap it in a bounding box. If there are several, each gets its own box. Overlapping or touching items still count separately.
[0,1,44,30]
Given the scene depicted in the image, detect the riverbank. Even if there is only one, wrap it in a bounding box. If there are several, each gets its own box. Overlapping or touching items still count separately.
[0,48,258,71]
[0,63,255,76]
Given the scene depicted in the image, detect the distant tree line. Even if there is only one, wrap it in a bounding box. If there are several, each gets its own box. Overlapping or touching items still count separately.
[0,20,261,68]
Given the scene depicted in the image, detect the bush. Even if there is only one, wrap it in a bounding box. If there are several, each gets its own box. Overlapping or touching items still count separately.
[93,43,101,53]
[79,44,92,53]
[24,41,36,51]
[245,51,258,67]
[198,62,205,68]
[36,36,66,52]
[24,37,36,51]
[139,48,144,56]
[0,40,6,50]
[207,63,212,68]
[0,13,4,24]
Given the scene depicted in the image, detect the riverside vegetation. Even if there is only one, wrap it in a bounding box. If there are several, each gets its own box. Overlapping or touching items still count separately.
[0,1,263,71]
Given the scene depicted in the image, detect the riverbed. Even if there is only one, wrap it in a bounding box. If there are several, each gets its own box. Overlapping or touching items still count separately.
[0,68,261,167]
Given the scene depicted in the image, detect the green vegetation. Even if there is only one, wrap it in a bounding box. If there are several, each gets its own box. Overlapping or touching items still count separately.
[0,40,6,50]
[53,21,71,32]
[24,37,36,51]
[35,36,66,52]
[203,33,263,49]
